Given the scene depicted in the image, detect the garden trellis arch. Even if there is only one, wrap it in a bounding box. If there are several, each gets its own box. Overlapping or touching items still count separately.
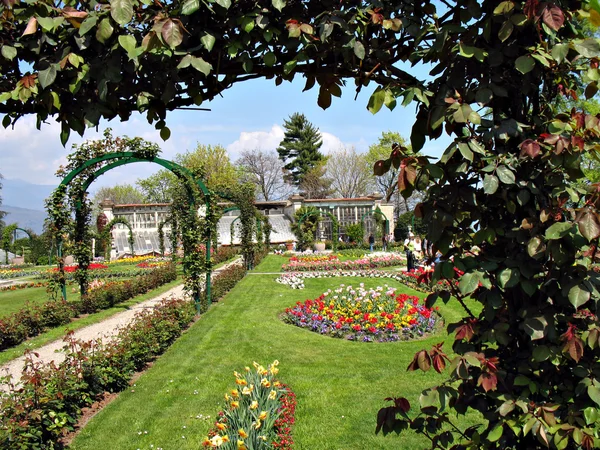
[361,209,389,237]
[297,210,339,251]
[52,151,213,313]
[101,217,135,260]
[157,215,177,258]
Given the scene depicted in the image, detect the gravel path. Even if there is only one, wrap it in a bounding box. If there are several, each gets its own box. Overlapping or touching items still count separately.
[0,259,241,388]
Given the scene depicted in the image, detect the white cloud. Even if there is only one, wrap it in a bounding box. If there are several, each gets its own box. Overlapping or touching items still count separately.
[226,125,354,160]
[226,124,285,159]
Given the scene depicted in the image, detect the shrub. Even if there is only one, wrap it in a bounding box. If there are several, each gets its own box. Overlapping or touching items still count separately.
[0,264,178,351]
[0,298,195,449]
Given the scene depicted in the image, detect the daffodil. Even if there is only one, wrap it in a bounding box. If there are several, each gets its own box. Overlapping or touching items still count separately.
[268,390,277,400]
[249,400,259,410]
[235,378,247,386]
[210,435,223,447]
[222,435,229,443]
[258,411,268,420]
[231,389,239,398]
[242,384,254,395]
[230,401,239,409]
[260,378,271,388]
[253,420,262,430]
[237,440,248,450]
[238,428,248,438]
[216,423,227,431]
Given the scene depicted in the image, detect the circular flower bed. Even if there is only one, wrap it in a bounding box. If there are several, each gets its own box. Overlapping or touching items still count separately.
[289,254,338,263]
[283,284,439,342]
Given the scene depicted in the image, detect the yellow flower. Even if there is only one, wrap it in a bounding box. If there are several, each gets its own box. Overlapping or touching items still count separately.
[258,411,268,421]
[202,438,212,446]
[210,435,223,447]
[245,366,250,372]
[237,440,247,450]
[250,400,259,410]
[242,384,254,395]
[231,389,239,398]
[238,428,248,439]
[231,401,239,409]
[216,423,227,431]
[222,435,229,443]
[235,378,247,386]
[224,393,230,401]
[268,390,277,400]
[253,420,262,430]
[261,378,271,388]
[258,435,267,441]
[233,371,241,378]
[273,381,282,388]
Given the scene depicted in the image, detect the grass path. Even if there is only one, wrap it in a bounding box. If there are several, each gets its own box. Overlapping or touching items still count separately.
[70,264,480,449]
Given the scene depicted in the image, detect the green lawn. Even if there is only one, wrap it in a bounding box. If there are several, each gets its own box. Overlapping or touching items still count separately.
[0,277,183,366]
[70,272,480,449]
[0,286,81,318]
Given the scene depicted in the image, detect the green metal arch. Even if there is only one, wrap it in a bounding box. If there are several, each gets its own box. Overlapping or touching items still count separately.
[55,152,213,311]
[297,210,339,251]
[361,209,390,235]
[102,217,135,260]
[14,227,33,241]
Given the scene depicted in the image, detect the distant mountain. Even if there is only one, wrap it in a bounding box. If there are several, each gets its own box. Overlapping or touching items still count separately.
[1,178,56,211]
[1,205,47,234]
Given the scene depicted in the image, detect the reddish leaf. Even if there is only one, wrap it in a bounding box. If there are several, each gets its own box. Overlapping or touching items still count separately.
[417,350,431,371]
[571,135,585,151]
[478,372,498,392]
[414,203,424,218]
[555,136,570,154]
[396,397,410,412]
[62,7,88,19]
[542,4,564,31]
[454,321,475,342]
[21,74,36,88]
[582,433,595,450]
[520,139,541,158]
[524,0,541,20]
[561,324,584,362]
[22,17,38,36]
[572,111,586,129]
[161,19,183,48]
[432,354,446,373]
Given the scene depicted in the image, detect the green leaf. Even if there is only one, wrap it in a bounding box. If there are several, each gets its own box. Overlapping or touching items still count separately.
[283,60,296,75]
[263,51,276,67]
[118,35,137,54]
[488,424,503,442]
[39,64,57,89]
[483,174,499,194]
[496,166,515,184]
[37,16,56,32]
[354,41,365,60]
[545,222,572,240]
[569,284,591,309]
[191,56,212,75]
[1,45,17,61]
[215,0,231,9]
[551,43,569,63]
[177,55,192,69]
[368,87,386,114]
[515,55,535,74]
[498,20,514,42]
[458,143,473,162]
[532,345,550,362]
[79,16,97,36]
[453,104,472,123]
[272,0,286,11]
[527,237,544,258]
[160,126,171,141]
[493,1,514,15]
[201,33,216,52]
[574,38,600,58]
[498,268,519,289]
[241,16,254,33]
[459,271,480,296]
[523,317,547,340]
[110,0,133,26]
[181,0,200,15]
[96,18,114,43]
[584,407,598,425]
[588,385,600,407]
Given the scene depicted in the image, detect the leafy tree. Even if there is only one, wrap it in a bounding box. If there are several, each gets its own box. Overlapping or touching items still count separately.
[291,206,320,251]
[344,223,364,243]
[326,146,373,198]
[298,162,332,199]
[277,113,325,185]
[393,211,426,242]
[175,144,239,193]
[91,184,146,216]
[137,171,177,203]
[365,132,410,202]
[237,149,294,201]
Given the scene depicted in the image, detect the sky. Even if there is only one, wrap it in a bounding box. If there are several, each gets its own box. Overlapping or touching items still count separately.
[0,61,451,196]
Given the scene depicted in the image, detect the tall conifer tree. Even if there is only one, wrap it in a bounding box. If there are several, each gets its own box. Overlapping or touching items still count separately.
[277,113,325,186]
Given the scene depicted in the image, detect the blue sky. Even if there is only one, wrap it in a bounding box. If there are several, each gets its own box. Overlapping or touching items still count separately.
[0,61,450,194]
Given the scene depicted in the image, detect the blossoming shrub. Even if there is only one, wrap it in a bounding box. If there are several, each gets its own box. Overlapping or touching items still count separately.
[203,361,296,449]
[275,274,305,290]
[0,281,46,292]
[289,254,338,263]
[0,264,177,351]
[283,284,439,342]
[0,298,195,449]
[281,254,405,272]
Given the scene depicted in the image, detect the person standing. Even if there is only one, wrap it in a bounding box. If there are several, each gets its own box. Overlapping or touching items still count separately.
[382,233,388,252]
[368,233,375,252]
